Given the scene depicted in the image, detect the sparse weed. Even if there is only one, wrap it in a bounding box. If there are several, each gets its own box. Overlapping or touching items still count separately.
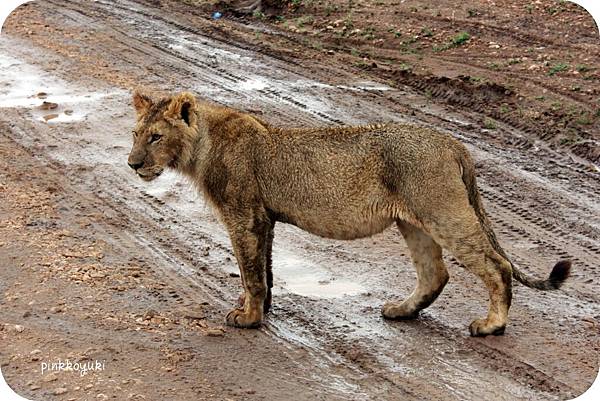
[488,62,500,70]
[362,26,376,40]
[576,64,591,73]
[548,63,569,76]
[434,32,470,52]
[576,112,592,125]
[398,62,412,72]
[296,15,314,28]
[325,4,338,16]
[483,118,497,130]
[421,27,433,37]
[452,32,470,45]
[467,9,479,18]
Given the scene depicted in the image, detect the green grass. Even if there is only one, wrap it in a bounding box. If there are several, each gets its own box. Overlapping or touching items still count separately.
[483,118,497,130]
[576,113,593,125]
[296,15,314,28]
[434,32,470,51]
[452,32,470,45]
[548,63,569,76]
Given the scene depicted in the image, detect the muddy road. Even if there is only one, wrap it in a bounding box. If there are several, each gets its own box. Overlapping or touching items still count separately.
[0,1,599,400]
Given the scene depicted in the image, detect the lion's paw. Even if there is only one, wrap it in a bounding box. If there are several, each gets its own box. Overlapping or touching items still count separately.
[469,318,505,337]
[381,302,419,320]
[225,307,262,328]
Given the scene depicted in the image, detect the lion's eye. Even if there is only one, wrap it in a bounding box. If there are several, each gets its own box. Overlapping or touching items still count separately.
[149,133,162,144]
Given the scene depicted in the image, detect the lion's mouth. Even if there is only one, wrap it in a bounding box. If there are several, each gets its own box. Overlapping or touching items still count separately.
[137,169,163,181]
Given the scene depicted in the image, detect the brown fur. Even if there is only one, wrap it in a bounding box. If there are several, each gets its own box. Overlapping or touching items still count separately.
[128,91,571,336]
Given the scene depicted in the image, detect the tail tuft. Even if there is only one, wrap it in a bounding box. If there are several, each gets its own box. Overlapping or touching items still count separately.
[512,259,572,290]
[548,260,571,289]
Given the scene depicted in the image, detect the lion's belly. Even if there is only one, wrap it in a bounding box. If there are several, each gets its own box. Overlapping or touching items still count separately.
[274,209,396,240]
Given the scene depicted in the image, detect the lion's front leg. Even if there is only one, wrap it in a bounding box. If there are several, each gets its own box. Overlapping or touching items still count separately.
[237,222,274,313]
[224,211,270,329]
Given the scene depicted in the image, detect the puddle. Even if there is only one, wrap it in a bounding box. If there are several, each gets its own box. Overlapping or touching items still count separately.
[0,52,122,123]
[239,78,268,91]
[272,248,365,298]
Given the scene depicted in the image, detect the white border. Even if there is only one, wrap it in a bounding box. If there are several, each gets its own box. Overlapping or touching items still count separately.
[0,1,598,400]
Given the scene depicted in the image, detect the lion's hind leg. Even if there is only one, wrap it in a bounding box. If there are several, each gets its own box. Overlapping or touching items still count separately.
[426,210,512,336]
[382,221,449,320]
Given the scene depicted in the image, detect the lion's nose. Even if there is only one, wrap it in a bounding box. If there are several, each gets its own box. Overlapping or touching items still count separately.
[128,161,144,170]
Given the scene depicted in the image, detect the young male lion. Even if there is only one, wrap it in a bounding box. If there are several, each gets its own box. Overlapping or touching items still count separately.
[127,91,570,336]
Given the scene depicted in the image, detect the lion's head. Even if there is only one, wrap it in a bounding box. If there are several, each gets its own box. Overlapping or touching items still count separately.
[128,91,198,181]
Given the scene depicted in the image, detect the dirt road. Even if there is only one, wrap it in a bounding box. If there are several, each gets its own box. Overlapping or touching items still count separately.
[0,1,598,400]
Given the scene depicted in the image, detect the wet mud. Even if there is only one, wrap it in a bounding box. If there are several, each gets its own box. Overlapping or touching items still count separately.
[0,1,598,400]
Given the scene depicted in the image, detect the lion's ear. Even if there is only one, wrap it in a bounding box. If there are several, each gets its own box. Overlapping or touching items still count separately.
[133,90,153,117]
[164,92,197,127]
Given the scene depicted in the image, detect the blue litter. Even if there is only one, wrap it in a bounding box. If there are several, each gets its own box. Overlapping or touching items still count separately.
[212,12,222,20]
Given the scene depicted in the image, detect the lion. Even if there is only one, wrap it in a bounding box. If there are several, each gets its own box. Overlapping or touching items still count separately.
[127,90,571,336]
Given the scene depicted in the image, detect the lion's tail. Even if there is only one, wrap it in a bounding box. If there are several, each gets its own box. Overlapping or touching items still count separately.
[457,148,571,290]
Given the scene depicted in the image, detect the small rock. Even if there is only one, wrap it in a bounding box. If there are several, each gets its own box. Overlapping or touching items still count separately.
[97,393,108,400]
[39,101,58,110]
[36,92,48,99]
[143,310,157,320]
[42,374,58,383]
[204,327,225,337]
[14,324,24,333]
[50,306,63,314]
[184,312,205,321]
[30,385,40,391]
[54,387,68,395]
[84,384,93,390]
[43,114,59,121]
